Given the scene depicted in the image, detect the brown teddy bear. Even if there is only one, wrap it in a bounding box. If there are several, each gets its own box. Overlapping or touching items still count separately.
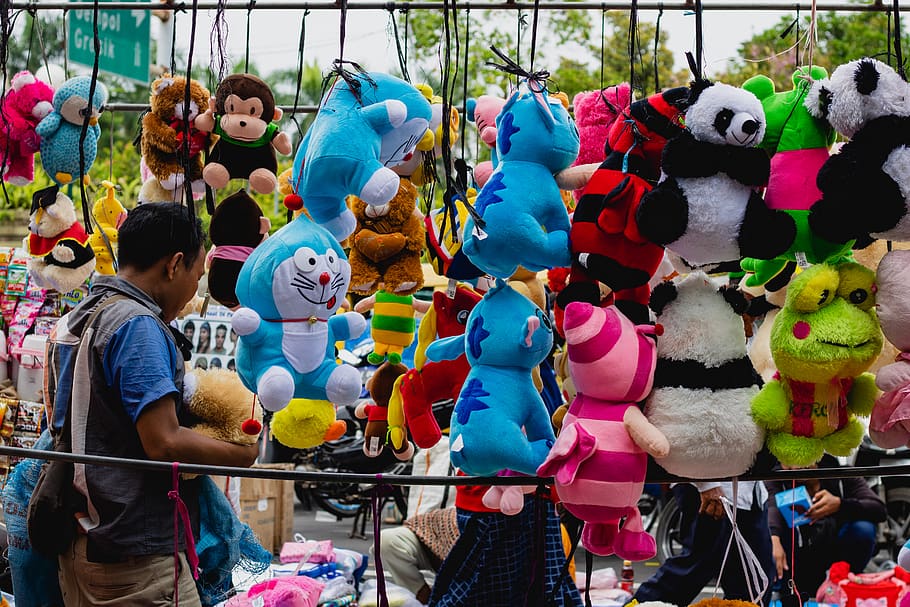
[140,74,211,199]
[183,367,262,445]
[355,361,414,460]
[349,178,425,296]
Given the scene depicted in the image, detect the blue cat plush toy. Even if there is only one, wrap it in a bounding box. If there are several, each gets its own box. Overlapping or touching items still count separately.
[290,72,432,241]
[233,216,367,412]
[462,81,579,278]
[36,76,108,185]
[426,280,556,476]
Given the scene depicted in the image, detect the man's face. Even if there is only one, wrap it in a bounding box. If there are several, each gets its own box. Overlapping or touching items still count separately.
[184,324,195,340]
[215,328,226,348]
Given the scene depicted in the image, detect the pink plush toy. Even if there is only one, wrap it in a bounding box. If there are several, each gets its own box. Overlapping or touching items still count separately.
[570,85,632,199]
[0,71,54,185]
[466,95,506,188]
[870,250,910,448]
[482,470,536,515]
[537,302,668,560]
[227,576,324,607]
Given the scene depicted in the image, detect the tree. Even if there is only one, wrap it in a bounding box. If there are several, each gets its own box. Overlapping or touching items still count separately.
[722,9,910,89]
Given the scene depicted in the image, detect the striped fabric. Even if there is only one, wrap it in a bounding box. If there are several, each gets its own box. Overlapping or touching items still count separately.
[371,291,417,347]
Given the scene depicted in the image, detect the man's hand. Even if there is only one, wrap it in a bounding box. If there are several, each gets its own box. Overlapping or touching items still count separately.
[699,486,725,520]
[771,535,789,580]
[807,489,841,520]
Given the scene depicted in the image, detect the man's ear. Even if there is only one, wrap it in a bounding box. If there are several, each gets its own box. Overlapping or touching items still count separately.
[165,252,184,279]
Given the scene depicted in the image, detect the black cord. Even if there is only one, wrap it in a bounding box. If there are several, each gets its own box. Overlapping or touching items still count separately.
[895,0,906,80]
[77,0,102,232]
[694,0,704,80]
[244,0,254,73]
[208,0,228,88]
[654,4,663,93]
[628,0,639,96]
[170,6,178,74]
[288,9,309,140]
[599,9,605,90]
[529,0,541,72]
[389,7,410,83]
[460,7,469,161]
[0,2,15,207]
[183,0,200,218]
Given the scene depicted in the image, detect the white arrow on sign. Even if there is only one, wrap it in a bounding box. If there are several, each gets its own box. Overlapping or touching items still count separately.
[131,9,146,27]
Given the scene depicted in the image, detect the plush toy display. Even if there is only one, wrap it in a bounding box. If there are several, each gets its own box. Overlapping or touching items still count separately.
[537,302,666,560]
[869,251,910,448]
[270,398,348,449]
[806,58,910,246]
[636,80,795,269]
[0,71,54,185]
[425,280,555,476]
[89,180,127,275]
[207,189,270,309]
[423,189,485,280]
[462,80,578,278]
[751,262,883,467]
[348,178,425,296]
[25,185,95,293]
[645,272,765,478]
[141,74,211,197]
[36,75,108,185]
[464,95,507,188]
[395,285,482,449]
[195,73,292,194]
[354,291,430,365]
[232,215,367,411]
[739,67,853,287]
[355,361,414,460]
[569,85,631,196]
[183,367,262,444]
[290,71,432,240]
[392,83,457,190]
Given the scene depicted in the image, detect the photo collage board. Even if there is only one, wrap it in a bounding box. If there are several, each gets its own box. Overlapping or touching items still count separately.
[178,304,237,372]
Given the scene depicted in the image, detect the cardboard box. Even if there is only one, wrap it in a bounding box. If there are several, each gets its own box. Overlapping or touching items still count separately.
[239,463,295,554]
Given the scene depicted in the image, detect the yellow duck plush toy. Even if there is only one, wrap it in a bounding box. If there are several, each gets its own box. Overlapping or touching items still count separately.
[89,180,127,275]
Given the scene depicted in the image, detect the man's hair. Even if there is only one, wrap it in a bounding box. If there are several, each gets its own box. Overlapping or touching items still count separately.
[216,324,227,334]
[118,203,205,271]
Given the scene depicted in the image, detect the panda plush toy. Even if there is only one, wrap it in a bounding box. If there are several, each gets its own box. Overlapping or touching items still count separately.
[644,272,765,479]
[806,58,910,246]
[636,80,795,269]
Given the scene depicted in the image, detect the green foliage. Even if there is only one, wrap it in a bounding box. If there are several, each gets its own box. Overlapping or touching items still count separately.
[722,10,910,89]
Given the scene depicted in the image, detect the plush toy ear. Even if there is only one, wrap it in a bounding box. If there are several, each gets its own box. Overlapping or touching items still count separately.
[649,281,678,316]
[273,107,283,121]
[208,97,216,113]
[854,59,880,95]
[523,315,541,347]
[465,98,477,123]
[154,77,175,96]
[719,286,749,315]
[425,335,465,362]
[259,216,271,235]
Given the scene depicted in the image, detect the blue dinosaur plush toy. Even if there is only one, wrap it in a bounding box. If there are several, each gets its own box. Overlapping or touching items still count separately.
[426,279,556,476]
[233,215,368,412]
[36,76,108,185]
[289,72,432,241]
[462,80,579,279]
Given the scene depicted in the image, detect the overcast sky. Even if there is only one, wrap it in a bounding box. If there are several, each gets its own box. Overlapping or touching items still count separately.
[163,2,792,88]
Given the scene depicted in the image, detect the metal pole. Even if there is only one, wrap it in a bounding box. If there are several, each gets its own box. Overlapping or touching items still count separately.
[8,1,910,11]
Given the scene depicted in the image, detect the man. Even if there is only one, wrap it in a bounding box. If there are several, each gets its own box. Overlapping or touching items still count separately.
[46,204,259,606]
[633,480,776,606]
[766,455,886,601]
[212,324,228,355]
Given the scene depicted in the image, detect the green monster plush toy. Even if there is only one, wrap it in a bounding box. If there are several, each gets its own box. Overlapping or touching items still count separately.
[751,262,882,467]
[740,67,855,287]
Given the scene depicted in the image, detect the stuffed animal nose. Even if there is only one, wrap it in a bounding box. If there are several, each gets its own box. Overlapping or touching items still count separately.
[319,272,330,285]
[741,120,759,135]
[239,120,247,127]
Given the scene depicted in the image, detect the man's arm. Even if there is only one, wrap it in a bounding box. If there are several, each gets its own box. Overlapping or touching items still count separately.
[136,395,259,467]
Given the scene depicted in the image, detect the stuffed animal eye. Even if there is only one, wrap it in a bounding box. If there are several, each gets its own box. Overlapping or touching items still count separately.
[849,289,868,305]
[293,247,319,272]
[818,289,830,306]
[537,309,552,331]
[325,251,340,272]
[456,310,469,324]
[836,263,876,310]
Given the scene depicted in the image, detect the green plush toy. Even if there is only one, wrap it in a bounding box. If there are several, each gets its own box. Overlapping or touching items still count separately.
[751,262,882,467]
[740,67,854,287]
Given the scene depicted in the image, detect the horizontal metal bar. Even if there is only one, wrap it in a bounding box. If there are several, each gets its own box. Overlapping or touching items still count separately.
[0,444,905,486]
[8,1,909,11]
[104,102,321,113]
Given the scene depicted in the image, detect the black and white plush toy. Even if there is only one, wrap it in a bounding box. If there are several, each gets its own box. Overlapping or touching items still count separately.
[644,272,765,479]
[806,58,910,246]
[636,80,795,269]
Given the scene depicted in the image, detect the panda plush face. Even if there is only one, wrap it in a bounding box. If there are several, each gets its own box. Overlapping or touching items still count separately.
[683,82,766,147]
[805,58,910,139]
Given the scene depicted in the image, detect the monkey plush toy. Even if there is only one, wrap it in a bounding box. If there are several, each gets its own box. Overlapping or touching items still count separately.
[195,74,292,194]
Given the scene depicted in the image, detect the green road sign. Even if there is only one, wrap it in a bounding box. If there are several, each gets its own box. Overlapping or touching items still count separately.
[67,0,150,84]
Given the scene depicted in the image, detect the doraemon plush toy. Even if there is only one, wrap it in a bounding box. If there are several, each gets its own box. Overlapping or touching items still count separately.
[462,80,579,279]
[289,72,432,240]
[538,302,667,560]
[425,280,556,476]
[751,262,883,467]
[806,58,910,246]
[636,80,795,269]
[36,76,108,185]
[644,273,765,479]
[232,216,367,412]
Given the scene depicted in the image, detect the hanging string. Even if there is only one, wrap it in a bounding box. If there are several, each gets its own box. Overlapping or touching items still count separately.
[694,0,704,80]
[438,0,457,237]
[321,0,372,106]
[388,7,410,82]
[208,0,229,88]
[804,0,818,78]
[894,0,906,80]
[403,9,409,68]
[528,0,541,72]
[77,0,102,232]
[31,9,51,78]
[182,0,201,219]
[288,10,310,140]
[0,2,15,207]
[62,9,69,77]
[888,7,894,68]
[108,111,115,182]
[653,3,663,93]
[460,7,469,162]
[244,0,254,73]
[599,9,605,91]
[628,0,640,96]
[25,11,33,72]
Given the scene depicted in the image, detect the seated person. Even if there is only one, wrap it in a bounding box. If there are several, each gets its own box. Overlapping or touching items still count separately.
[765,454,886,600]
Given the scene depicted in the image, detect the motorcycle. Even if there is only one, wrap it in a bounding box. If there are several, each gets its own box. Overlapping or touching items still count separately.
[853,434,910,564]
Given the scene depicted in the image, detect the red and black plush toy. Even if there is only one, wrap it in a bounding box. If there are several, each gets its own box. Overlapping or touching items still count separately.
[207,189,270,309]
